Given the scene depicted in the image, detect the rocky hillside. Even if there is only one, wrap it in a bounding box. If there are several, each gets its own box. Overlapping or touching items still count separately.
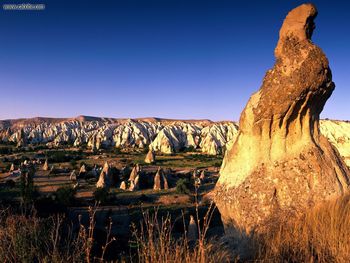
[320,120,350,166]
[0,116,238,155]
[0,116,349,164]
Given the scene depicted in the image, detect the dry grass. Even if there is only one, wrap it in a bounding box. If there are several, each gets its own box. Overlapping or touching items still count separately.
[131,204,230,263]
[256,194,350,263]
[1,192,349,262]
[0,204,115,263]
[0,209,85,262]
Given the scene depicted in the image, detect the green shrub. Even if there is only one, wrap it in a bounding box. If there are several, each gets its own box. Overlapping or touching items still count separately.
[20,167,35,205]
[93,187,109,204]
[114,147,122,154]
[176,178,191,194]
[182,146,196,153]
[54,186,76,206]
[70,159,77,168]
[213,162,222,167]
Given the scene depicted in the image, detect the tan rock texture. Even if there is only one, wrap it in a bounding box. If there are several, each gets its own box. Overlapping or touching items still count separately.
[79,164,86,175]
[70,170,77,181]
[144,149,156,164]
[96,171,108,188]
[2,116,350,160]
[9,163,15,172]
[215,3,350,233]
[43,159,49,171]
[96,162,111,188]
[119,181,127,190]
[153,167,168,190]
[129,175,139,191]
[129,164,140,182]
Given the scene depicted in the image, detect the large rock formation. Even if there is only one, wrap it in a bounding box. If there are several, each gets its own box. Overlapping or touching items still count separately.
[215,3,350,233]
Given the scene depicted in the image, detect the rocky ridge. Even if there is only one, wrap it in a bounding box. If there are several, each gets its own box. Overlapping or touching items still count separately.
[0,117,349,165]
[0,116,238,155]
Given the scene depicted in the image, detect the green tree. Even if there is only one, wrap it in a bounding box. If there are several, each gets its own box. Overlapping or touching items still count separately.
[20,166,35,206]
[55,186,76,206]
[176,178,191,194]
[93,187,109,205]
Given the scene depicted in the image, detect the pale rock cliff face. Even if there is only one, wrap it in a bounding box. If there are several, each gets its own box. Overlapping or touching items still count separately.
[320,120,350,166]
[0,117,349,163]
[149,124,201,153]
[200,123,239,155]
[215,3,350,233]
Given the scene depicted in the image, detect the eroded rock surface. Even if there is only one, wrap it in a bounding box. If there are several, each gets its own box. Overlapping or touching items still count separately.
[1,116,349,162]
[215,3,350,233]
[0,117,237,155]
[153,167,168,190]
[144,148,156,164]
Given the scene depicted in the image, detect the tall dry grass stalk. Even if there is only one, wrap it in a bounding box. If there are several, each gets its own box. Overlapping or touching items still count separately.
[257,194,350,263]
[0,203,115,263]
[0,209,86,262]
[131,204,230,263]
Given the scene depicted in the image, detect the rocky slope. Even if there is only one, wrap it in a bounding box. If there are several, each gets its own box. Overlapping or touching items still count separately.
[0,116,238,155]
[320,120,350,166]
[0,116,349,163]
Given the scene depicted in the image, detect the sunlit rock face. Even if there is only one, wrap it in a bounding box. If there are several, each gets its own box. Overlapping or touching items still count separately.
[320,120,350,167]
[0,118,350,164]
[215,3,350,233]
[0,117,238,155]
[149,124,200,153]
[200,122,239,155]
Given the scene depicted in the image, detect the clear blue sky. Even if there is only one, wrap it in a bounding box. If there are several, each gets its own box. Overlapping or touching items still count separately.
[0,0,349,121]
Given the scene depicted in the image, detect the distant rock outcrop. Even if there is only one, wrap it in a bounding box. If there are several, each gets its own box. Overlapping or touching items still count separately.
[129,164,140,182]
[200,123,239,155]
[153,167,169,190]
[215,3,350,233]
[1,116,349,161]
[127,164,141,191]
[70,170,77,181]
[96,171,108,188]
[79,164,87,176]
[320,120,350,167]
[144,148,156,164]
[119,181,127,190]
[43,159,49,171]
[129,175,139,191]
